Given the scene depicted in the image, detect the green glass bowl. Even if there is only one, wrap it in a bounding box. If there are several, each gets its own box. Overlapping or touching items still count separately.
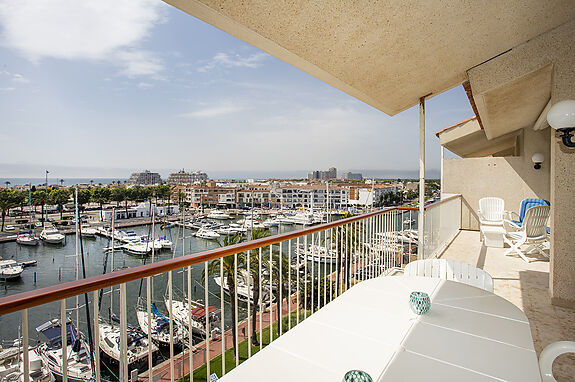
[409,291,431,315]
[343,370,373,382]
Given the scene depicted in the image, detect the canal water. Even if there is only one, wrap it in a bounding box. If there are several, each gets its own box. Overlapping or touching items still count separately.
[0,217,325,348]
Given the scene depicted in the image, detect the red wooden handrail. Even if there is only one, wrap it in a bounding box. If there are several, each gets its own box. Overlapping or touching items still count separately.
[0,207,415,314]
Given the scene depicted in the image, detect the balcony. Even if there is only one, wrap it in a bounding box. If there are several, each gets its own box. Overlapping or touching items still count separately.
[439,230,575,380]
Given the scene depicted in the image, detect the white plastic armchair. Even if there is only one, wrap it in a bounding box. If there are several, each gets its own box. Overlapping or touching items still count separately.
[504,205,550,263]
[404,259,494,292]
[539,341,575,382]
[478,197,505,226]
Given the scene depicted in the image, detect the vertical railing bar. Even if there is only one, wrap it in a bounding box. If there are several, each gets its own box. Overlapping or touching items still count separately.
[279,240,283,337]
[93,291,100,382]
[362,218,366,282]
[61,299,68,382]
[345,222,349,292]
[295,237,300,325]
[288,239,292,331]
[310,232,314,314]
[303,235,308,319]
[337,225,341,296]
[120,283,128,382]
[323,229,327,308]
[146,276,154,382]
[187,267,193,382]
[234,252,239,366]
[258,247,263,351]
[204,261,210,378]
[269,244,273,342]
[146,277,153,382]
[247,249,251,359]
[220,257,225,375]
[329,228,334,302]
[168,271,175,382]
[22,309,29,382]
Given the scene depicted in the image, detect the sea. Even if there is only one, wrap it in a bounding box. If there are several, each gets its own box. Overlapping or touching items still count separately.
[0,178,127,187]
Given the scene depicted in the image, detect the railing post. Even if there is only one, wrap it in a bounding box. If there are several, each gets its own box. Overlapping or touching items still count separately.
[120,283,128,382]
[419,96,426,260]
[93,291,100,382]
[61,299,68,382]
[22,309,29,382]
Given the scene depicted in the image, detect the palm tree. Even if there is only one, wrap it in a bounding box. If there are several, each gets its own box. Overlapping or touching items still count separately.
[4,181,10,188]
[49,188,71,219]
[59,179,65,187]
[247,228,270,345]
[205,234,245,355]
[0,189,17,231]
[32,190,48,227]
[333,213,360,294]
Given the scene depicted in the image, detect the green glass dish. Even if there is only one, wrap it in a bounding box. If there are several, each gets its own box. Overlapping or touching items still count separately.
[343,370,373,382]
[409,291,431,314]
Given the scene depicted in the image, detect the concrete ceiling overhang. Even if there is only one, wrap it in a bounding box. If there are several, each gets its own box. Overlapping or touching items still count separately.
[436,117,520,158]
[470,63,554,140]
[164,0,575,115]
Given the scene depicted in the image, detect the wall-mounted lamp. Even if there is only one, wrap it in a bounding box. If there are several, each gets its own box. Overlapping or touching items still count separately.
[547,99,575,148]
[532,153,544,170]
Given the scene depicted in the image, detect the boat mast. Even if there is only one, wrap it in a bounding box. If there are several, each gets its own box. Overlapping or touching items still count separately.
[75,187,80,327]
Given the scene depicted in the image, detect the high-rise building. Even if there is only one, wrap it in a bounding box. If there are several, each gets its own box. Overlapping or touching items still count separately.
[307,167,337,180]
[345,172,363,180]
[168,169,192,185]
[128,170,162,185]
[191,171,208,182]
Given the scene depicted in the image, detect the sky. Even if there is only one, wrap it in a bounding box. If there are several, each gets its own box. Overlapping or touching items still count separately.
[0,0,472,180]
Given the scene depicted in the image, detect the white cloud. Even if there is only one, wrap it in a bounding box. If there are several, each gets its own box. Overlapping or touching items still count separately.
[180,104,246,119]
[137,82,153,89]
[0,0,165,78]
[0,87,15,92]
[12,74,30,83]
[198,52,268,72]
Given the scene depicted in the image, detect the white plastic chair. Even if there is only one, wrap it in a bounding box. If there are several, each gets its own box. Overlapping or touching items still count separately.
[478,197,505,226]
[404,259,494,292]
[504,205,550,263]
[539,341,575,382]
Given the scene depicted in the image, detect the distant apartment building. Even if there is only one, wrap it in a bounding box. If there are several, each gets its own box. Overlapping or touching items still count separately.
[345,172,363,180]
[348,183,399,206]
[237,186,274,208]
[128,170,162,185]
[191,170,208,182]
[167,170,208,185]
[168,169,192,185]
[307,167,337,180]
[276,184,348,209]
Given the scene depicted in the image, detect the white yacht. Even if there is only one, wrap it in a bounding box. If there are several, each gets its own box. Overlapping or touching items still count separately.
[262,218,280,228]
[213,271,275,305]
[16,232,39,246]
[39,228,65,245]
[295,245,337,264]
[195,228,220,240]
[0,260,24,280]
[289,213,314,226]
[163,298,221,339]
[0,341,52,382]
[136,300,186,347]
[155,237,173,250]
[122,242,152,256]
[35,319,94,382]
[98,317,157,368]
[207,210,231,220]
[79,227,97,238]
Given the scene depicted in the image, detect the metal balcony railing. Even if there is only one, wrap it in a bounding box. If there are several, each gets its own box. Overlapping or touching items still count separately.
[0,205,441,382]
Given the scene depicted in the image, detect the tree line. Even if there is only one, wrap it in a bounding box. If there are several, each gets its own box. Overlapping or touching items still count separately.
[0,184,174,231]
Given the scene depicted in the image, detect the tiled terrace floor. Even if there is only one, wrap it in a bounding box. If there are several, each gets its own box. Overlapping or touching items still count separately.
[439,230,575,381]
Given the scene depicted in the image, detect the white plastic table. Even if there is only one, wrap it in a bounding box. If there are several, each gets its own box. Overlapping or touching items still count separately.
[219,276,541,381]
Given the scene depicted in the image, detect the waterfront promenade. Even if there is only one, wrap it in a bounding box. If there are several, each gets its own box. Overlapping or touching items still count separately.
[139,294,301,382]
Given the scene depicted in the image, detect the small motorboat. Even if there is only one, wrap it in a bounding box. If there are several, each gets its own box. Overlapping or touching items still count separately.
[16,232,39,246]
[195,228,220,240]
[0,260,24,280]
[39,228,65,245]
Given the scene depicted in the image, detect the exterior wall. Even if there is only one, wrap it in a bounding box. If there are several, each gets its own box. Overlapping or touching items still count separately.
[466,19,575,308]
[443,127,550,230]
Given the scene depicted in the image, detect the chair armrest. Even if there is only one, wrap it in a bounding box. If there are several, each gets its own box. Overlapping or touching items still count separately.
[506,211,520,221]
[539,341,575,382]
[503,219,521,231]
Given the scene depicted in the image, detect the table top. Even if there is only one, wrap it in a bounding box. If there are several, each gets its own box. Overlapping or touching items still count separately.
[219,276,541,381]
